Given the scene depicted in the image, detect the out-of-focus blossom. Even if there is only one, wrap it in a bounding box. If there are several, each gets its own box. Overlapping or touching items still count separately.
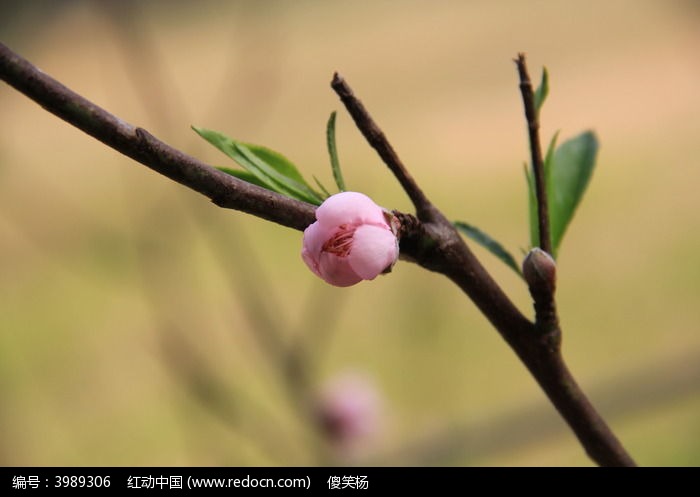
[302,192,399,287]
[314,372,382,452]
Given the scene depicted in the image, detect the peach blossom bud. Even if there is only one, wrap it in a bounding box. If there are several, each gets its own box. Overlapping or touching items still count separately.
[302,192,399,287]
[315,372,382,452]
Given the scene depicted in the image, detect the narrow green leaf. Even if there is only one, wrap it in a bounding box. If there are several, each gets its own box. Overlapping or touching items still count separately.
[312,175,332,198]
[192,126,325,205]
[235,144,325,204]
[194,126,269,188]
[534,67,549,114]
[547,130,598,255]
[454,221,522,277]
[326,111,346,191]
[544,131,559,179]
[216,166,268,188]
[242,143,308,185]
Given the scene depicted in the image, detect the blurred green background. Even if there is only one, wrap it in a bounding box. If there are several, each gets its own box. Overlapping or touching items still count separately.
[1,0,699,466]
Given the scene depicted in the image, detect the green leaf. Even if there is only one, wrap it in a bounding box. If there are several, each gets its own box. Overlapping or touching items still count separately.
[454,221,522,277]
[192,126,325,205]
[235,144,325,204]
[242,143,307,185]
[544,130,559,177]
[312,175,332,198]
[216,167,268,189]
[326,111,346,191]
[534,67,549,115]
[547,131,598,255]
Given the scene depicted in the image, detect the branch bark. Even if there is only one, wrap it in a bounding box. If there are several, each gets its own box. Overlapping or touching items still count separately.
[0,42,635,466]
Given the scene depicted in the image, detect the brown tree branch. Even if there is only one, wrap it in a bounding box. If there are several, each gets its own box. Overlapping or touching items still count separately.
[332,75,635,467]
[0,42,635,466]
[515,53,552,256]
[0,42,315,232]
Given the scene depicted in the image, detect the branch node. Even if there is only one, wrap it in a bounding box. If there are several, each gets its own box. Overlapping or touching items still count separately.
[523,248,559,336]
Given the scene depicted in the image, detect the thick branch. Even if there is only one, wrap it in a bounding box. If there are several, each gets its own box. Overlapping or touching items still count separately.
[0,42,315,231]
[515,53,552,256]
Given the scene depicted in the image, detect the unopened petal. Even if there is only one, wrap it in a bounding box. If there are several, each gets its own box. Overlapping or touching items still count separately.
[302,221,333,262]
[302,245,322,277]
[318,252,363,287]
[316,191,386,227]
[348,224,399,280]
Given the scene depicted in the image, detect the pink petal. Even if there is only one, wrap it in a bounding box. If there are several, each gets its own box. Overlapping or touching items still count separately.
[316,192,386,227]
[348,224,399,280]
[318,252,363,287]
[301,246,322,277]
[302,221,333,262]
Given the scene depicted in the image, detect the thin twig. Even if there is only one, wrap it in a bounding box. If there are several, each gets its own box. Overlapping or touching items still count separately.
[331,73,435,220]
[515,53,552,256]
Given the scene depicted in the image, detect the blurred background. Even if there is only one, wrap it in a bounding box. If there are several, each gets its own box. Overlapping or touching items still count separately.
[1,0,699,466]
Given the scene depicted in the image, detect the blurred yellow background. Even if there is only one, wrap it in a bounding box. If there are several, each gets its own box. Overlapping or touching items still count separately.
[1,0,698,466]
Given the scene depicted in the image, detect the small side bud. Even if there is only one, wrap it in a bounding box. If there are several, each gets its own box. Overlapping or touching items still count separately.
[523,248,557,295]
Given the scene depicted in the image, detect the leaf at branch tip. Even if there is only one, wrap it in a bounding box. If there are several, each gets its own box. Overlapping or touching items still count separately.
[534,67,549,115]
[547,130,598,256]
[326,111,346,192]
[454,221,523,277]
[192,126,325,205]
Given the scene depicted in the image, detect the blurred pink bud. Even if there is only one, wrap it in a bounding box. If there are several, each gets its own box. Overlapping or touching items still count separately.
[302,192,399,287]
[315,372,382,451]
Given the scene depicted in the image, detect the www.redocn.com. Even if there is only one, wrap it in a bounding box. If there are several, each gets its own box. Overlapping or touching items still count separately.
[187,475,310,489]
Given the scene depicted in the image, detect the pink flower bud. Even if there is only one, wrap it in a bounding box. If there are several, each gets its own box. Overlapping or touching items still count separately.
[315,372,382,451]
[302,192,399,287]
